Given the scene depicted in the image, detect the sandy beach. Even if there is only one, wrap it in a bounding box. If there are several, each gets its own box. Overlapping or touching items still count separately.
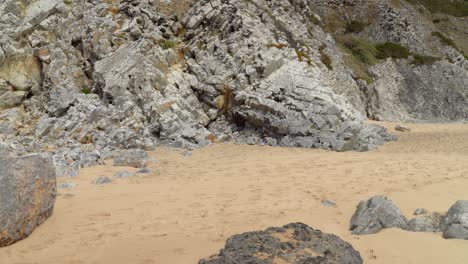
[1,122,468,264]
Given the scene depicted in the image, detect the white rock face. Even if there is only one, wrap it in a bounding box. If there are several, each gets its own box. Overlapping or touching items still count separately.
[368,60,468,121]
[23,0,63,26]
[0,0,466,174]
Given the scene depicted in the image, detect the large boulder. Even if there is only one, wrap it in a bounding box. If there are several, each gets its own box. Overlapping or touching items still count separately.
[443,201,468,240]
[199,222,363,264]
[407,212,444,233]
[227,61,396,152]
[0,151,57,247]
[350,196,408,235]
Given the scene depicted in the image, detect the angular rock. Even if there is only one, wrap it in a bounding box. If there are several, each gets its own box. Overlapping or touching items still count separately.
[23,0,63,27]
[57,182,77,189]
[443,201,468,240]
[0,91,26,109]
[0,151,56,247]
[136,168,152,174]
[227,61,396,152]
[1,0,467,178]
[350,196,408,235]
[407,213,444,233]
[113,171,135,179]
[113,149,148,168]
[395,124,411,132]
[92,176,112,185]
[414,208,428,215]
[321,200,337,207]
[200,222,363,264]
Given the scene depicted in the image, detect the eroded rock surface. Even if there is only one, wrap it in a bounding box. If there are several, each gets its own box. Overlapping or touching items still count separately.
[443,201,468,240]
[350,196,408,235]
[0,149,56,247]
[0,0,467,175]
[350,196,468,240]
[407,213,444,233]
[113,149,148,168]
[200,223,363,264]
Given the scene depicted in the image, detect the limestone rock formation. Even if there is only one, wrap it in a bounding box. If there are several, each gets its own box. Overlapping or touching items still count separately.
[350,196,408,235]
[199,222,363,264]
[0,0,467,175]
[308,0,468,122]
[443,201,468,240]
[0,149,56,247]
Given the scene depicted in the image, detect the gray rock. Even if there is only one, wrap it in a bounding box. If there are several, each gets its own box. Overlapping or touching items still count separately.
[443,201,468,240]
[395,124,411,132]
[321,200,337,207]
[113,149,148,168]
[414,208,428,215]
[0,47,5,66]
[0,151,56,246]
[58,182,77,189]
[199,222,363,264]
[22,0,62,27]
[1,0,467,177]
[350,196,408,235]
[113,171,135,179]
[368,60,468,122]
[92,176,112,185]
[0,91,26,108]
[407,213,444,233]
[136,168,152,174]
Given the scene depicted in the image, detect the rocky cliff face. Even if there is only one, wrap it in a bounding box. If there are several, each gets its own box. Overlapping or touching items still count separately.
[0,0,466,176]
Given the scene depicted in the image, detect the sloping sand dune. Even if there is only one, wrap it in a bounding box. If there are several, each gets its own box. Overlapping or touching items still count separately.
[1,122,468,264]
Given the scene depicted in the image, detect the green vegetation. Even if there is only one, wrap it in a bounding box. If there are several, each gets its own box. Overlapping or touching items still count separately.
[322,13,346,34]
[431,31,459,51]
[340,36,439,69]
[411,54,440,66]
[81,88,92,94]
[160,40,175,50]
[345,20,367,34]
[316,8,451,83]
[405,0,468,17]
[375,42,411,60]
[341,37,379,65]
[432,17,449,23]
[295,49,313,66]
[63,0,72,5]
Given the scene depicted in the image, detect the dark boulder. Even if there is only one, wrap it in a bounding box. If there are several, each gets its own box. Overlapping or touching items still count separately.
[200,222,363,264]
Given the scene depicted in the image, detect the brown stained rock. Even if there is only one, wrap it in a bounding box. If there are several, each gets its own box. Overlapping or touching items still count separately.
[0,152,56,247]
[0,55,42,92]
[200,223,363,264]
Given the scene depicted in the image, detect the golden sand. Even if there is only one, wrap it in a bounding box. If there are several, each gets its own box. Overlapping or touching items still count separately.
[1,122,468,264]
